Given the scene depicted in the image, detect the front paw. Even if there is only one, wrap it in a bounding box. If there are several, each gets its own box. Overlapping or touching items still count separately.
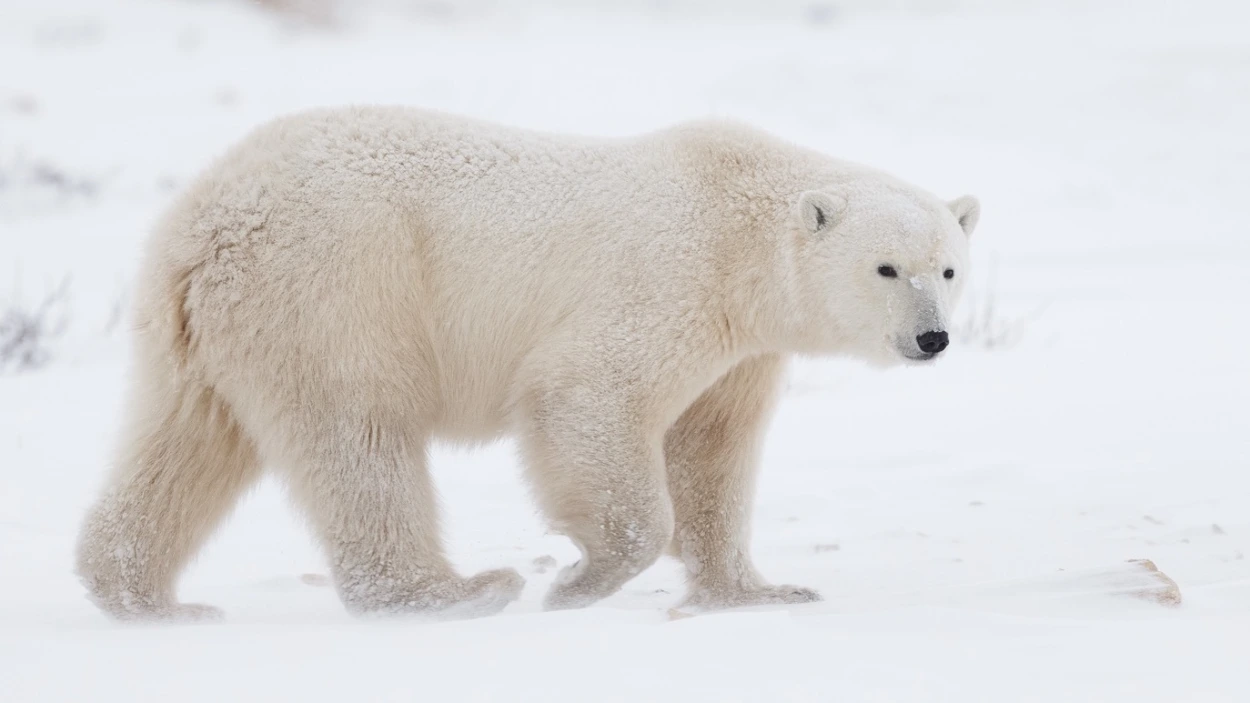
[682,583,822,610]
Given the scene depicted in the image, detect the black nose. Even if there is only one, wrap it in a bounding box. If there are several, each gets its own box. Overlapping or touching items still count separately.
[916,330,949,355]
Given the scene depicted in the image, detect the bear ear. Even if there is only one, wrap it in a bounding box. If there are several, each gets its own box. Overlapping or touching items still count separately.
[948,195,981,237]
[797,191,847,235]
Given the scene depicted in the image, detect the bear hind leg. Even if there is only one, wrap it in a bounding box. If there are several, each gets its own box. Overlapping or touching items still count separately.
[282,424,524,619]
[75,375,262,622]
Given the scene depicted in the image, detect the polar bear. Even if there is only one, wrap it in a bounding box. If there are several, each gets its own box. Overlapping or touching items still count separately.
[74,107,979,621]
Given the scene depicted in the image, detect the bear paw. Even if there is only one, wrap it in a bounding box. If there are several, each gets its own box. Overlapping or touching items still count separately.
[84,591,225,623]
[440,567,527,619]
[681,583,823,611]
[153,602,226,623]
[342,567,525,620]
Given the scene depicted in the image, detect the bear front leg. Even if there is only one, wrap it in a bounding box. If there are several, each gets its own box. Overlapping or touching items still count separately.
[665,354,821,610]
[519,385,675,611]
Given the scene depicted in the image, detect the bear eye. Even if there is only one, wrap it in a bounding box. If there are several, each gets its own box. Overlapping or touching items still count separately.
[877,265,898,278]
[944,268,955,280]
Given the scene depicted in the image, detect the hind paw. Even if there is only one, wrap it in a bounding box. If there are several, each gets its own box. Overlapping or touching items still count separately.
[682,583,823,610]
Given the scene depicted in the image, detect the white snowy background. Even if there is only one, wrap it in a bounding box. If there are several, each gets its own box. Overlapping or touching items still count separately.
[2,0,1248,700]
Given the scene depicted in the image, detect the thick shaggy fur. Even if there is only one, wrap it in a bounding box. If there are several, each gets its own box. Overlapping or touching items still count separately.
[75,107,979,620]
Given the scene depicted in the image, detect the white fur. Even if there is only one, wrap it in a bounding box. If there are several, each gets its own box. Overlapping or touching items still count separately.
[74,107,979,620]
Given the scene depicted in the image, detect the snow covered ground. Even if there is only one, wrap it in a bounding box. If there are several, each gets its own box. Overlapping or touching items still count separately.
[2,0,1249,700]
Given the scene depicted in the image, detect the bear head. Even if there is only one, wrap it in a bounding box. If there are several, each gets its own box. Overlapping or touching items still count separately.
[789,176,980,367]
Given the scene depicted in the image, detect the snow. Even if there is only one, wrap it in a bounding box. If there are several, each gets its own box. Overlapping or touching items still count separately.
[2,0,1249,700]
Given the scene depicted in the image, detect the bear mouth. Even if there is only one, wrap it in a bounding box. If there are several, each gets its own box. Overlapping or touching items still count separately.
[902,351,937,362]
